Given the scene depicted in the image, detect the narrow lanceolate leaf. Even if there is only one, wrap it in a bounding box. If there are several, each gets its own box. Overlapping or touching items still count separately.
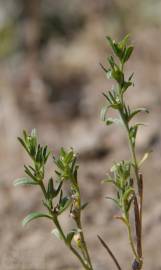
[114,216,128,226]
[51,228,63,240]
[66,231,75,245]
[123,46,134,63]
[100,106,108,122]
[123,188,134,202]
[118,34,129,49]
[14,177,38,186]
[138,151,152,167]
[105,196,120,208]
[81,202,89,210]
[58,197,71,215]
[129,107,149,121]
[22,212,52,226]
[105,117,122,126]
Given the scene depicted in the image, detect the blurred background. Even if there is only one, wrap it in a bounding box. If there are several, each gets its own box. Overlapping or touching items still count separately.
[0,0,161,269]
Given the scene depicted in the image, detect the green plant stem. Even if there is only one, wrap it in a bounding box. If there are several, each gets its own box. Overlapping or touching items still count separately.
[77,219,93,270]
[118,108,140,187]
[127,222,139,261]
[119,109,143,265]
[40,181,91,270]
[40,181,47,199]
[75,184,93,270]
[54,216,90,270]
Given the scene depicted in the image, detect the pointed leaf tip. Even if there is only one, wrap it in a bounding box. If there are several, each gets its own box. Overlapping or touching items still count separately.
[14,177,38,186]
[22,212,52,226]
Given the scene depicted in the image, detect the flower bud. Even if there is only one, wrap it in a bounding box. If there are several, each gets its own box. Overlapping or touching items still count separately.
[73,233,82,248]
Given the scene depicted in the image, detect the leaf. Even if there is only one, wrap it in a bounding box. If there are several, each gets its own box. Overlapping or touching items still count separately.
[31,128,37,138]
[139,151,152,167]
[122,81,132,93]
[65,150,74,164]
[129,125,138,147]
[105,196,120,208]
[114,216,128,225]
[18,137,29,155]
[123,188,134,202]
[58,196,71,215]
[129,107,149,121]
[105,117,122,126]
[22,212,52,226]
[128,73,134,81]
[100,63,108,73]
[100,106,108,122]
[14,177,38,186]
[54,182,63,197]
[123,46,134,63]
[106,36,117,53]
[101,178,114,184]
[118,34,129,49]
[47,178,55,199]
[106,69,112,79]
[81,202,89,210]
[106,36,123,60]
[51,228,63,240]
[24,165,38,182]
[66,231,75,245]
[111,69,124,85]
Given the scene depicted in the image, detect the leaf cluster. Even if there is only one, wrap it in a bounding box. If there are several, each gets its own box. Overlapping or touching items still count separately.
[17,129,50,182]
[101,35,149,148]
[105,161,134,222]
[14,130,92,269]
[100,35,147,269]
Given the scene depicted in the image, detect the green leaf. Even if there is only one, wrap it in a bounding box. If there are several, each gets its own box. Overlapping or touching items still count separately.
[129,125,138,146]
[105,117,122,126]
[24,165,38,182]
[14,177,38,186]
[114,216,128,225]
[123,46,134,63]
[18,137,30,155]
[102,178,116,185]
[81,202,89,210]
[100,106,108,122]
[66,231,75,245]
[105,196,120,208]
[58,196,71,215]
[106,69,112,79]
[106,36,123,59]
[51,228,63,240]
[22,212,52,226]
[100,63,108,73]
[65,150,74,164]
[118,34,129,49]
[128,73,134,81]
[47,178,55,199]
[111,69,124,85]
[123,188,134,202]
[31,128,37,138]
[139,151,152,167]
[129,108,149,121]
[122,81,132,93]
[106,36,117,53]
